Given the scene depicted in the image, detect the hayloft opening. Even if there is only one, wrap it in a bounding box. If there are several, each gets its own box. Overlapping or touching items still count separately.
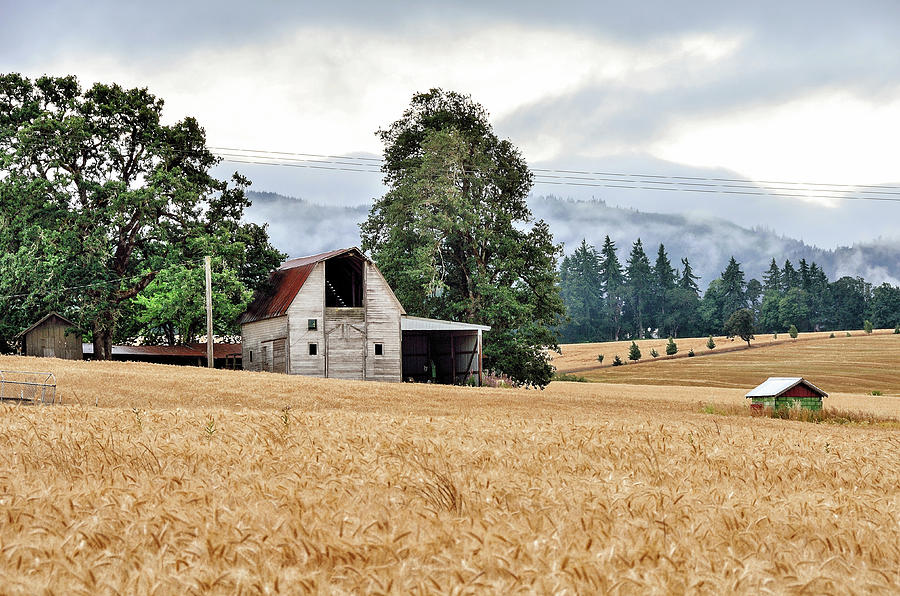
[325,255,364,307]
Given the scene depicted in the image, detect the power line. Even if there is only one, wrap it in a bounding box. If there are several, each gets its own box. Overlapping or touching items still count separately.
[211,152,900,203]
[209,144,900,192]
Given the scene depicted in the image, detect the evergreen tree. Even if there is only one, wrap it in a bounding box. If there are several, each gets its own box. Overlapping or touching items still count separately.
[762,258,781,294]
[652,243,677,334]
[724,308,755,347]
[719,257,747,320]
[665,336,678,355]
[628,341,641,361]
[679,257,701,296]
[598,235,626,341]
[799,258,811,290]
[625,239,654,339]
[781,259,800,291]
[558,240,603,342]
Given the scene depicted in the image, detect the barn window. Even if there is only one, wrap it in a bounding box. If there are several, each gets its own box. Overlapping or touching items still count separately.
[249,350,253,363]
[325,255,363,307]
[308,318,317,330]
[374,343,383,356]
[309,343,318,356]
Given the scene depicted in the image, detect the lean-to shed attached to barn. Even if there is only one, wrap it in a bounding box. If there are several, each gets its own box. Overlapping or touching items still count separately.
[15,313,83,360]
[239,247,490,384]
[746,377,827,411]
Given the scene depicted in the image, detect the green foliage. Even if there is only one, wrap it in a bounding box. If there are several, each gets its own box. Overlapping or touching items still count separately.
[846,331,852,337]
[0,73,283,356]
[894,324,900,334]
[870,390,882,396]
[628,341,641,361]
[612,355,624,366]
[596,354,604,363]
[650,348,659,358]
[553,372,589,382]
[829,332,835,338]
[706,335,716,349]
[665,336,678,356]
[360,89,564,387]
[688,348,695,357]
[558,240,604,342]
[863,319,873,334]
[724,308,755,347]
[788,324,799,339]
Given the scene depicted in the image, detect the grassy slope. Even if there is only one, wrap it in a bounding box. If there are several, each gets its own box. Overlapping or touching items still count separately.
[0,355,898,593]
[556,330,900,396]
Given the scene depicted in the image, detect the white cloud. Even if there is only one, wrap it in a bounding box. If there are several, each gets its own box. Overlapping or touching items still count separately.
[652,89,900,190]
[29,24,743,161]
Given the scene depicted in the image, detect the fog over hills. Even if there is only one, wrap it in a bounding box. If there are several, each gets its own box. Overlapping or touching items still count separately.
[244,191,900,288]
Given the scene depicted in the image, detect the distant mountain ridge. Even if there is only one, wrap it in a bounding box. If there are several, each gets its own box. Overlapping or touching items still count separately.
[244,191,900,287]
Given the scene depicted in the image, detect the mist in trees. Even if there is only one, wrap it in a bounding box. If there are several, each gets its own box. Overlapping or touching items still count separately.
[558,238,900,342]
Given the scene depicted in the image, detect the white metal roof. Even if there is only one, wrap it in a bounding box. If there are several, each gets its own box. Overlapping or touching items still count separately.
[401,315,490,332]
[745,377,827,398]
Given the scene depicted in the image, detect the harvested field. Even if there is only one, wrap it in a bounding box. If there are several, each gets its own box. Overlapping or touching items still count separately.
[0,354,898,594]
[552,328,894,374]
[573,333,900,396]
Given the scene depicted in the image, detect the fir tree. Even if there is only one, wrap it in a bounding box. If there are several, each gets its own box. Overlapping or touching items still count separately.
[782,259,800,291]
[625,239,654,339]
[720,257,747,320]
[598,235,626,341]
[763,258,781,294]
[679,257,701,296]
[628,341,641,361]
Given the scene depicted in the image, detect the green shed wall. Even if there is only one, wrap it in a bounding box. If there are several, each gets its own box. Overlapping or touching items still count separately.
[750,396,823,411]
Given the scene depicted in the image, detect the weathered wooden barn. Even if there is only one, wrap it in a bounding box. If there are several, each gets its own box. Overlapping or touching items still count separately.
[239,247,489,384]
[745,377,827,411]
[15,313,83,360]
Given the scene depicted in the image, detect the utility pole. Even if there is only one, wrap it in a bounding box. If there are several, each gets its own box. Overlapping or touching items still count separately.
[205,255,214,368]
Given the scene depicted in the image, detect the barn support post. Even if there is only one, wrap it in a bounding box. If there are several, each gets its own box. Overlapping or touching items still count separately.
[477,329,483,386]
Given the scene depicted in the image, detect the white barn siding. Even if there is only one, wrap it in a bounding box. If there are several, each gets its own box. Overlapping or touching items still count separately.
[242,316,288,372]
[287,262,326,377]
[364,262,403,382]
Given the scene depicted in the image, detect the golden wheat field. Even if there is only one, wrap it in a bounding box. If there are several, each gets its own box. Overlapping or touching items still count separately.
[1,352,899,594]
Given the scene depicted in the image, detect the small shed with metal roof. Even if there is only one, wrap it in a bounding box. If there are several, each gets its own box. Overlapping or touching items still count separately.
[238,247,490,384]
[746,377,827,411]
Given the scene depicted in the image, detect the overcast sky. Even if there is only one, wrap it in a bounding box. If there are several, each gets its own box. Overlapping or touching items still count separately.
[3,1,899,248]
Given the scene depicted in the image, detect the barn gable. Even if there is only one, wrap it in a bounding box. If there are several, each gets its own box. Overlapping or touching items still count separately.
[15,313,83,360]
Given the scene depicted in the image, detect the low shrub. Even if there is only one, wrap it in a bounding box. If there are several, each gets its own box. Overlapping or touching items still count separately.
[612,355,624,366]
[870,390,883,396]
[552,372,589,383]
[829,332,835,338]
[597,354,604,363]
[788,324,799,339]
[863,319,873,334]
[687,348,695,357]
[650,348,659,358]
[706,335,716,349]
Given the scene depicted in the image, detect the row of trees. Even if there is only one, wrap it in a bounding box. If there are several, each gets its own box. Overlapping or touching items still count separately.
[559,238,900,343]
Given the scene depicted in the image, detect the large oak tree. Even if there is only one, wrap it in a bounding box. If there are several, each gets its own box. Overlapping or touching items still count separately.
[0,74,283,357]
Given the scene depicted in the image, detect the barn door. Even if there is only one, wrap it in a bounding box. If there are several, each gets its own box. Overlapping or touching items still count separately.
[272,338,287,374]
[326,321,366,380]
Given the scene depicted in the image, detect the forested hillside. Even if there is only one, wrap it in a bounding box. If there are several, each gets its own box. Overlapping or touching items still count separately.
[244,192,900,287]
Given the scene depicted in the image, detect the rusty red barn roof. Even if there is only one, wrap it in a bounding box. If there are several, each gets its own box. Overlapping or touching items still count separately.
[82,342,242,358]
[238,247,367,325]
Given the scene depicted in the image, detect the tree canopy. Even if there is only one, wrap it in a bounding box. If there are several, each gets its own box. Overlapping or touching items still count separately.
[360,89,564,386]
[0,73,283,356]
